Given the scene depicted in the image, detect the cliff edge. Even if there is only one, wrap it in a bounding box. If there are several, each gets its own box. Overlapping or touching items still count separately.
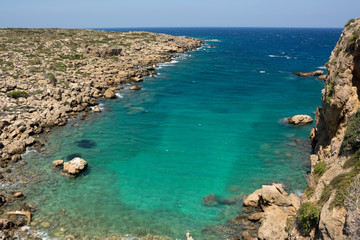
[241,18,360,240]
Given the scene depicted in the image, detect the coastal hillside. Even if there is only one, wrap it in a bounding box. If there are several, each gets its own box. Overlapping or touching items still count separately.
[0,28,202,239]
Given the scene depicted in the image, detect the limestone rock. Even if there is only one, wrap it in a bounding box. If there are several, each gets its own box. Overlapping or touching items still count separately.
[104,88,116,99]
[257,206,288,240]
[130,85,141,91]
[53,159,64,168]
[63,157,88,177]
[292,70,324,77]
[243,189,261,207]
[287,115,313,125]
[93,107,101,112]
[317,74,327,80]
[13,192,24,198]
[84,47,122,58]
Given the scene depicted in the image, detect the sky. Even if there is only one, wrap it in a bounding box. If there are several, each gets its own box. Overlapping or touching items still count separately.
[0,0,359,28]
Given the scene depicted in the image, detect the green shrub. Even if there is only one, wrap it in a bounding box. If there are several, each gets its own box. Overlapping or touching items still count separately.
[348,30,360,51]
[345,18,356,28]
[7,90,28,99]
[313,162,326,182]
[341,110,360,154]
[335,47,342,56]
[296,202,320,234]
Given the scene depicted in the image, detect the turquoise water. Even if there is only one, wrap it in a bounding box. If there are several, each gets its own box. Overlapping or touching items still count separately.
[16,28,341,239]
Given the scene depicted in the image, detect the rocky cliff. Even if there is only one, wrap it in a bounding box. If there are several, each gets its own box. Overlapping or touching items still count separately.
[240,18,360,240]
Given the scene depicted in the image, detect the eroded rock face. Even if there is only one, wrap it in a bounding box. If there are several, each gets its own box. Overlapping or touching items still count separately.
[242,184,300,240]
[63,157,88,177]
[287,115,313,125]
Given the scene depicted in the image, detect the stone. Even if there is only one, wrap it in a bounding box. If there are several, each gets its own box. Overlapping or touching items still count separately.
[13,192,24,198]
[53,160,64,168]
[130,85,141,91]
[317,74,327,80]
[93,107,101,112]
[104,88,116,99]
[134,77,143,82]
[287,115,313,125]
[257,206,289,240]
[292,70,324,77]
[201,193,219,206]
[248,212,264,221]
[41,221,51,228]
[0,195,6,207]
[243,189,261,207]
[63,157,88,177]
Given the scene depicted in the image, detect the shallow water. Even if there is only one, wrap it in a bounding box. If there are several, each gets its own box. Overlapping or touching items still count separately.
[13,28,341,239]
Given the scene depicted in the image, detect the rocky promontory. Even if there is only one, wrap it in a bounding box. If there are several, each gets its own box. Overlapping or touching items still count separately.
[240,18,360,240]
[0,28,202,238]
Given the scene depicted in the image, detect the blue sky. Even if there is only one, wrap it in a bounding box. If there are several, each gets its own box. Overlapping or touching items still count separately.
[0,0,359,28]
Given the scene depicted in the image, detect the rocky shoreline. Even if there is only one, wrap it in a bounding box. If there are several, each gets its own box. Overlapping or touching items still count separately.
[0,28,202,239]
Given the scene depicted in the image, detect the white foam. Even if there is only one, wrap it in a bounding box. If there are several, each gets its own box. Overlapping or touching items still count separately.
[90,103,105,111]
[115,92,124,98]
[206,39,221,42]
[269,54,292,59]
[318,66,326,69]
[260,71,266,73]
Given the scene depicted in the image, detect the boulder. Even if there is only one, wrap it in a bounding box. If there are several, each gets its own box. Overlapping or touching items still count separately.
[130,85,141,91]
[13,192,24,198]
[202,193,220,206]
[287,115,313,125]
[53,159,64,168]
[93,107,101,112]
[317,74,327,80]
[63,157,88,177]
[104,88,116,99]
[292,70,324,77]
[134,77,143,82]
[243,189,261,207]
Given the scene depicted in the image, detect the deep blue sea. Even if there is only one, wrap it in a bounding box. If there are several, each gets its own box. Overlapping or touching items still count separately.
[16,28,341,239]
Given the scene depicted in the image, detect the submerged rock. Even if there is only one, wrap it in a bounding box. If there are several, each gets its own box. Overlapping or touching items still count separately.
[202,193,220,206]
[75,139,97,149]
[63,157,88,177]
[130,85,141,91]
[66,153,82,161]
[286,115,313,125]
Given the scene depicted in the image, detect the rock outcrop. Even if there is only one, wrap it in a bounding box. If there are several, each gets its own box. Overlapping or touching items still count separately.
[242,18,360,240]
[287,115,313,125]
[63,157,88,177]
[292,70,324,77]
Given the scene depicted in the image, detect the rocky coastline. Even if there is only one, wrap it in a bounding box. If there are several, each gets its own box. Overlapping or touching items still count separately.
[224,18,360,240]
[0,28,202,239]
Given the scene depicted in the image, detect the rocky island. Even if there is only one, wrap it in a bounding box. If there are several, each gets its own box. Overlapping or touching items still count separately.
[0,28,202,239]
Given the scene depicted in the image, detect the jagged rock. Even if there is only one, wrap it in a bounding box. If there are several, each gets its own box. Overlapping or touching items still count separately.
[63,157,88,177]
[292,70,324,77]
[0,219,13,230]
[104,88,116,98]
[248,212,264,221]
[287,115,313,125]
[53,159,64,168]
[130,85,141,91]
[243,189,261,207]
[0,195,6,207]
[317,74,327,80]
[93,107,101,112]
[13,192,24,198]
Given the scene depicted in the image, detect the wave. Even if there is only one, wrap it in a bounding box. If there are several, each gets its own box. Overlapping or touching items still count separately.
[205,39,221,42]
[268,54,293,59]
[259,71,266,74]
[115,92,124,98]
[317,66,326,69]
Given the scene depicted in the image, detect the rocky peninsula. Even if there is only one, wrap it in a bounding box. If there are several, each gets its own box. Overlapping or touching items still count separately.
[0,28,202,239]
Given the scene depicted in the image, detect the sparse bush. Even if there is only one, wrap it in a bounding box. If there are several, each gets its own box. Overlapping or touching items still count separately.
[341,110,360,154]
[313,162,326,182]
[7,90,28,99]
[296,202,320,234]
[335,47,342,56]
[344,175,360,239]
[348,30,360,51]
[345,18,356,28]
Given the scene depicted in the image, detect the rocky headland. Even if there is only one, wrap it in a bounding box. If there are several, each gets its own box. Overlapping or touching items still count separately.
[232,18,360,240]
[0,28,202,238]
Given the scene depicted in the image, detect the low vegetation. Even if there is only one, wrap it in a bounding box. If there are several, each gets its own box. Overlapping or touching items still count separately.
[313,162,326,182]
[6,91,28,99]
[296,202,320,234]
[341,110,360,154]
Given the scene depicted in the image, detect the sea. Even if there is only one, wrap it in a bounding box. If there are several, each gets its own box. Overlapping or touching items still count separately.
[11,27,342,239]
